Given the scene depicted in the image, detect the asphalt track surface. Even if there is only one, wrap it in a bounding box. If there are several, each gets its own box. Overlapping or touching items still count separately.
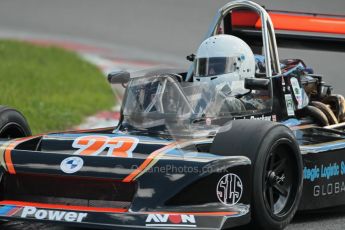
[0,0,345,230]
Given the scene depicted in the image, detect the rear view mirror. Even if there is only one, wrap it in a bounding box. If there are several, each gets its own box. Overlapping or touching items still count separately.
[108,71,130,84]
[245,78,270,91]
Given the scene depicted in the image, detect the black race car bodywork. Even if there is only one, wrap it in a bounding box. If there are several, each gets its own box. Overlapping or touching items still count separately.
[0,1,345,230]
[0,130,251,229]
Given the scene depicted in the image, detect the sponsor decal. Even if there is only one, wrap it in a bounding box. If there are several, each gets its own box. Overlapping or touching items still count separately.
[313,182,345,197]
[290,77,303,109]
[234,115,272,121]
[145,214,196,228]
[60,156,84,174]
[285,94,295,116]
[304,161,345,197]
[248,115,272,121]
[0,205,22,216]
[217,173,243,206]
[304,162,341,182]
[21,206,87,222]
[72,135,139,157]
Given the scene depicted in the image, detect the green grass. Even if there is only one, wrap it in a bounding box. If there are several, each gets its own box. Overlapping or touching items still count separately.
[0,40,114,134]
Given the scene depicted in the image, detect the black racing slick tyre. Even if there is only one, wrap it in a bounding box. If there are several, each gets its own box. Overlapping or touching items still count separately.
[0,106,31,228]
[0,106,31,138]
[210,120,303,230]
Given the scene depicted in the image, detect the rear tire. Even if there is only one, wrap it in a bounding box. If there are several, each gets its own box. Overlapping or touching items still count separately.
[210,120,303,230]
[0,106,31,138]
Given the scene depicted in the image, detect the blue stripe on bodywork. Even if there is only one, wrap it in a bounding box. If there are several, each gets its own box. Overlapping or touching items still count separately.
[0,205,15,216]
[282,118,301,127]
[301,141,345,154]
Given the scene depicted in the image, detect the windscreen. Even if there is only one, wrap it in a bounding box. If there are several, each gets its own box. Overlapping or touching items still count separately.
[121,72,272,137]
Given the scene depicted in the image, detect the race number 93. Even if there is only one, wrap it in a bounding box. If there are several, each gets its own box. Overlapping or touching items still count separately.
[72,135,139,158]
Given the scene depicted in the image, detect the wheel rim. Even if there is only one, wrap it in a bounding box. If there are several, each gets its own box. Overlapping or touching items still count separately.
[263,143,299,218]
[0,123,27,139]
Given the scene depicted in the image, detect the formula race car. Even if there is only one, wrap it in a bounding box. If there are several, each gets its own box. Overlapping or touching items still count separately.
[0,1,345,230]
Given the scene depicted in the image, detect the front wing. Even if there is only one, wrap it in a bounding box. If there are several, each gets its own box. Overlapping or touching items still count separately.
[0,202,250,229]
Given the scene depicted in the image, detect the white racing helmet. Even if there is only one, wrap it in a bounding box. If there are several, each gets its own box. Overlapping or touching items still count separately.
[194,35,255,92]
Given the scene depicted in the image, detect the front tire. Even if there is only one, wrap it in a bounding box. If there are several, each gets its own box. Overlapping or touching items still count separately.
[251,124,302,230]
[0,107,32,227]
[0,106,31,138]
[210,120,303,230]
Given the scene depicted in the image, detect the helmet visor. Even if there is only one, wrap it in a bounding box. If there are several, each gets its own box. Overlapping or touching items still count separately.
[195,57,238,77]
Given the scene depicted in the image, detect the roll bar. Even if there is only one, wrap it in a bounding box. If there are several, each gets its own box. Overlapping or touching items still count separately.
[186,0,281,81]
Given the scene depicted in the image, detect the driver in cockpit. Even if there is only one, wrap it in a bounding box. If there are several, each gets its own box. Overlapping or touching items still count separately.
[193,34,258,115]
